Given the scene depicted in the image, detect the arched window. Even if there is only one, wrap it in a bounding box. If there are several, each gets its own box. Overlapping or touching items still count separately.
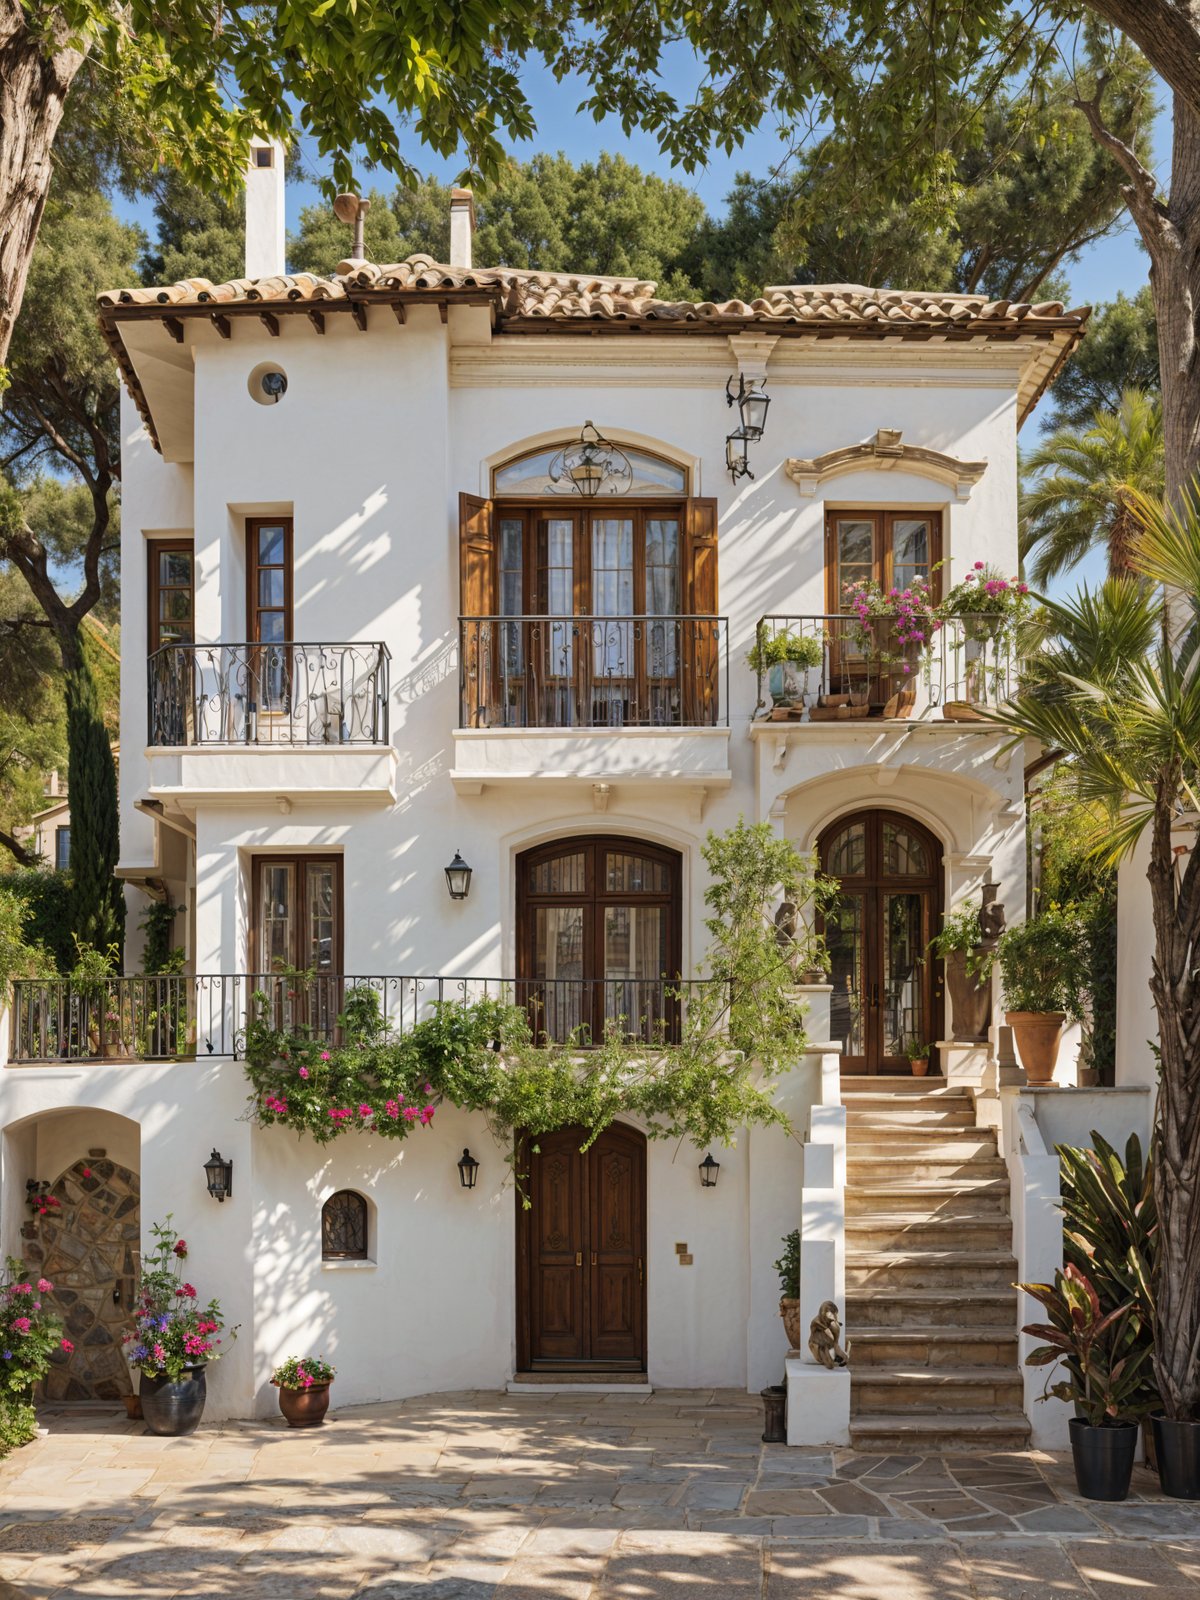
[493,441,687,498]
[321,1190,368,1260]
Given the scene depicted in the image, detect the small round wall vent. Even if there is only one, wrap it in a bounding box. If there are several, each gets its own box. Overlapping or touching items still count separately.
[249,363,288,405]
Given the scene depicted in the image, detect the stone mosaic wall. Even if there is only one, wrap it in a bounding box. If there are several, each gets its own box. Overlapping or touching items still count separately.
[24,1157,140,1402]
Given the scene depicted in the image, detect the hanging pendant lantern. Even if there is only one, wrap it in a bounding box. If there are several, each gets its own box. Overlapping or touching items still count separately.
[548,421,633,498]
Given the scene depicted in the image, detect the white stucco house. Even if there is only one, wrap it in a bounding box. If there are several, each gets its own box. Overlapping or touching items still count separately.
[0,144,1154,1449]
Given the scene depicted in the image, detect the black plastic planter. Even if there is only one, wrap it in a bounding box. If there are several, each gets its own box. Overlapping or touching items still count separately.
[1152,1414,1200,1500]
[761,1384,787,1444]
[139,1365,207,1437]
[1068,1417,1138,1501]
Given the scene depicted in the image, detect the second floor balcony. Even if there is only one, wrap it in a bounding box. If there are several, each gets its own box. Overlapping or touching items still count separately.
[145,642,396,805]
[452,614,732,797]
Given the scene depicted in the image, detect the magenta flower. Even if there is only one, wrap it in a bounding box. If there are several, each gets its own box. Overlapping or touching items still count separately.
[320,1051,331,1062]
[36,1278,53,1293]
[12,1317,31,1334]
[299,1065,309,1079]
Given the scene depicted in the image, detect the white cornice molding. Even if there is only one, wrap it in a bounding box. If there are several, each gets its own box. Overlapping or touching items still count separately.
[785,428,988,502]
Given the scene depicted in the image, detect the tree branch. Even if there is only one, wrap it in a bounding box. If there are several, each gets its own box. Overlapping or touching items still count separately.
[0,827,41,870]
[1072,83,1168,246]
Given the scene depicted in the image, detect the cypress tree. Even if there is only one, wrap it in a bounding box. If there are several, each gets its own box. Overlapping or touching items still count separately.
[65,664,124,964]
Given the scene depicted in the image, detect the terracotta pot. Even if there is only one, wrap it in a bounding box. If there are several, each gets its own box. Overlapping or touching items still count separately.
[1005,1010,1065,1084]
[910,1057,930,1077]
[122,1393,143,1420]
[276,1381,332,1428]
[779,1298,802,1352]
[945,949,991,1042]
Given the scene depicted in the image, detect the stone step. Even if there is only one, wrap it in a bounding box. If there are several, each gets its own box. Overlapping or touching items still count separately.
[845,1214,1015,1252]
[849,1410,1032,1454]
[845,1181,1010,1217]
[845,1133,999,1160]
[850,1365,1025,1415]
[847,1286,1017,1328]
[848,1326,1019,1368]
[840,1077,970,1096]
[845,1104,978,1128]
[847,1155,1009,1183]
[508,1371,649,1386]
[845,1250,1017,1290]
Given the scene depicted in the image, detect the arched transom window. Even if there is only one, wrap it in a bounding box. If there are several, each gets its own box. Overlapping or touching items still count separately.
[493,442,688,498]
[321,1190,368,1260]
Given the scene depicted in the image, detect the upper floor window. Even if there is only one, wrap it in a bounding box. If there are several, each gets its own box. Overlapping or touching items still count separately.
[494,442,688,498]
[149,539,195,653]
[825,510,943,613]
[54,828,71,872]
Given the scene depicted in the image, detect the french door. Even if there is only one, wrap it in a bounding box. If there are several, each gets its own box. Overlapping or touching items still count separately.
[516,837,681,1044]
[825,510,942,705]
[517,1123,647,1370]
[819,811,943,1076]
[251,855,343,1035]
[247,517,293,714]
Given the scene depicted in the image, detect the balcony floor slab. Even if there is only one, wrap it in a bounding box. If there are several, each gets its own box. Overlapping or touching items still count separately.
[144,743,398,805]
[450,726,732,796]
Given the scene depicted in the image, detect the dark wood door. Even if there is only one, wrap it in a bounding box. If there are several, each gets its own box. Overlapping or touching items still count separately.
[518,1123,646,1369]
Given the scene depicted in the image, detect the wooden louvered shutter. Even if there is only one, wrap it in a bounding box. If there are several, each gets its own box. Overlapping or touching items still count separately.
[460,494,495,727]
[683,497,719,724]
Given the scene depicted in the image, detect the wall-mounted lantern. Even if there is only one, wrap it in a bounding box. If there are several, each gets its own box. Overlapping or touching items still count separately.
[699,1152,720,1188]
[203,1149,233,1203]
[444,850,473,901]
[726,373,771,440]
[457,1148,480,1189]
[725,430,753,483]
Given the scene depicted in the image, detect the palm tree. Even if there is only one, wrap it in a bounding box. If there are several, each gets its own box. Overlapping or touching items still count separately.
[992,487,1200,1422]
[1020,389,1164,586]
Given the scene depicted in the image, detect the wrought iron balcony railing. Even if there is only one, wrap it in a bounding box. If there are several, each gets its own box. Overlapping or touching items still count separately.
[9,973,721,1063]
[459,615,728,730]
[147,642,390,746]
[752,613,1017,722]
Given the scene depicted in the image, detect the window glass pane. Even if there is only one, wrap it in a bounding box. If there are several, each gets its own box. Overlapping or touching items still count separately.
[534,905,586,1041]
[537,519,575,616]
[305,864,337,972]
[164,590,192,621]
[605,852,669,894]
[891,519,931,591]
[160,551,192,587]
[837,521,874,567]
[883,822,929,877]
[529,851,587,895]
[644,520,679,616]
[54,829,70,871]
[259,863,294,972]
[827,822,866,877]
[495,444,686,496]
[322,1192,367,1259]
[827,895,865,1056]
[603,904,667,1036]
[259,569,285,607]
[883,891,925,1055]
[258,524,286,565]
[259,611,286,644]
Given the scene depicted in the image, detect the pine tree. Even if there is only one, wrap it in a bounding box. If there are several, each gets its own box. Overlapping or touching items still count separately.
[65,665,124,963]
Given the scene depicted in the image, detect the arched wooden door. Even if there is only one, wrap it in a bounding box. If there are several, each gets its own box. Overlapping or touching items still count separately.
[516,1123,647,1372]
[819,810,943,1076]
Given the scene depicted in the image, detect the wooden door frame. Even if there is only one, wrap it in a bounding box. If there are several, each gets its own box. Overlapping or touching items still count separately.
[147,537,196,654]
[248,853,345,974]
[246,516,295,643]
[818,809,944,1077]
[515,1121,648,1372]
[823,508,945,612]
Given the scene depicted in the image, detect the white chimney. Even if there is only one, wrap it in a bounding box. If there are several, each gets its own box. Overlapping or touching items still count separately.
[449,187,475,269]
[245,137,286,280]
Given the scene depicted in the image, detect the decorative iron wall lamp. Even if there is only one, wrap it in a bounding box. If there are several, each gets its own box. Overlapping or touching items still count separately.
[725,430,753,483]
[457,1148,480,1189]
[726,373,771,440]
[699,1152,721,1188]
[444,851,473,901]
[204,1149,233,1203]
[548,421,633,498]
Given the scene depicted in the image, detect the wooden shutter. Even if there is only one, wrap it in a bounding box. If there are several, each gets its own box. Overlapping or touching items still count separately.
[459,494,495,727]
[683,498,719,723]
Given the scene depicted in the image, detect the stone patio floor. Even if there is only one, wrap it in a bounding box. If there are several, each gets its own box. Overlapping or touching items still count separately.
[1,1388,1199,1597]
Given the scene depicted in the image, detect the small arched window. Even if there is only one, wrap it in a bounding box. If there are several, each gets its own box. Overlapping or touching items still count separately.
[321,1190,368,1260]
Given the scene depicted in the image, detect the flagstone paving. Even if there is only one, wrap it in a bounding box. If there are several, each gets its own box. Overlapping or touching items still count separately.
[1,1389,1199,1596]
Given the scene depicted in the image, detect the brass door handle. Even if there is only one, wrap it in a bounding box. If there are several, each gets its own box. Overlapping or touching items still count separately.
[575,1251,582,1267]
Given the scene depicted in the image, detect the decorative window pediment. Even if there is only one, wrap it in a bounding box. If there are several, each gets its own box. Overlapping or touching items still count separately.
[785,429,987,502]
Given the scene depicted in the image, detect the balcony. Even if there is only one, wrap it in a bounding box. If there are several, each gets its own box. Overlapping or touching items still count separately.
[750,614,1017,725]
[8,973,717,1062]
[145,642,396,805]
[452,615,732,797]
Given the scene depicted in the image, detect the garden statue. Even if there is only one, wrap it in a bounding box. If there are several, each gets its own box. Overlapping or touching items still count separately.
[979,880,1006,948]
[774,900,800,976]
[808,1300,850,1369]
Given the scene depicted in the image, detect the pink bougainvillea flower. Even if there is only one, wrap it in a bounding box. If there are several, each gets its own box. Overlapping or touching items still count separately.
[61,1338,74,1353]
[298,1065,309,1078]
[385,1100,400,1118]
[358,1104,372,1118]
[419,1106,435,1126]
[12,1283,31,1295]
[37,1278,53,1293]
[81,1167,92,1178]
[12,1317,31,1334]
[403,1106,418,1122]
[320,1051,331,1062]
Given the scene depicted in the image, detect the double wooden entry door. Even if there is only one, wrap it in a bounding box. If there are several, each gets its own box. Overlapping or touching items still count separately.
[517,1123,647,1370]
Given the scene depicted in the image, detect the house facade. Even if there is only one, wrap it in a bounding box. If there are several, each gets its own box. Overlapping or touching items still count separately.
[2,147,1125,1442]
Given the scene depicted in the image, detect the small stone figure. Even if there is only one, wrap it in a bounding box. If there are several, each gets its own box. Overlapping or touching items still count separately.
[808,1300,850,1369]
[978,879,1006,947]
[774,900,800,976]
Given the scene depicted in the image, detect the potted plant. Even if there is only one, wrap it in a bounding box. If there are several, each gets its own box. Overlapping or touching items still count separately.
[774,1229,801,1350]
[997,906,1084,1083]
[1020,1263,1152,1501]
[842,574,941,684]
[123,1218,234,1436]
[939,562,1031,715]
[929,900,994,1042]
[271,1355,337,1427]
[748,629,824,710]
[1,1259,75,1452]
[901,1037,931,1077]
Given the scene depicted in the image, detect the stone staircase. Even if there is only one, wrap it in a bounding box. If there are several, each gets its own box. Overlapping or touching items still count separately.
[841,1076,1031,1452]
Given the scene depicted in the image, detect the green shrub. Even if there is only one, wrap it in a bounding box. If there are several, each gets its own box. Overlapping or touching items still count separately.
[0,870,73,974]
[0,1399,36,1459]
[774,1230,800,1299]
[998,905,1087,1016]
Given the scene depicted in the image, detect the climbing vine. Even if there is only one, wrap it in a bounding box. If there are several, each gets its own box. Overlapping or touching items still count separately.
[241,821,836,1183]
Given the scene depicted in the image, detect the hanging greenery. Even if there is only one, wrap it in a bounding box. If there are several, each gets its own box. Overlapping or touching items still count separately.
[240,821,836,1185]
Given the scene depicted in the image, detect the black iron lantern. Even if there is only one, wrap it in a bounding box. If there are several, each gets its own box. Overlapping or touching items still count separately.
[699,1152,720,1188]
[204,1148,233,1203]
[547,420,633,498]
[725,430,753,483]
[457,1148,480,1189]
[726,373,770,440]
[444,850,473,901]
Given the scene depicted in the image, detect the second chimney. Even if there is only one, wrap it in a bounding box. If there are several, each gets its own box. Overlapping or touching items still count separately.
[449,188,475,269]
[245,138,286,280]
